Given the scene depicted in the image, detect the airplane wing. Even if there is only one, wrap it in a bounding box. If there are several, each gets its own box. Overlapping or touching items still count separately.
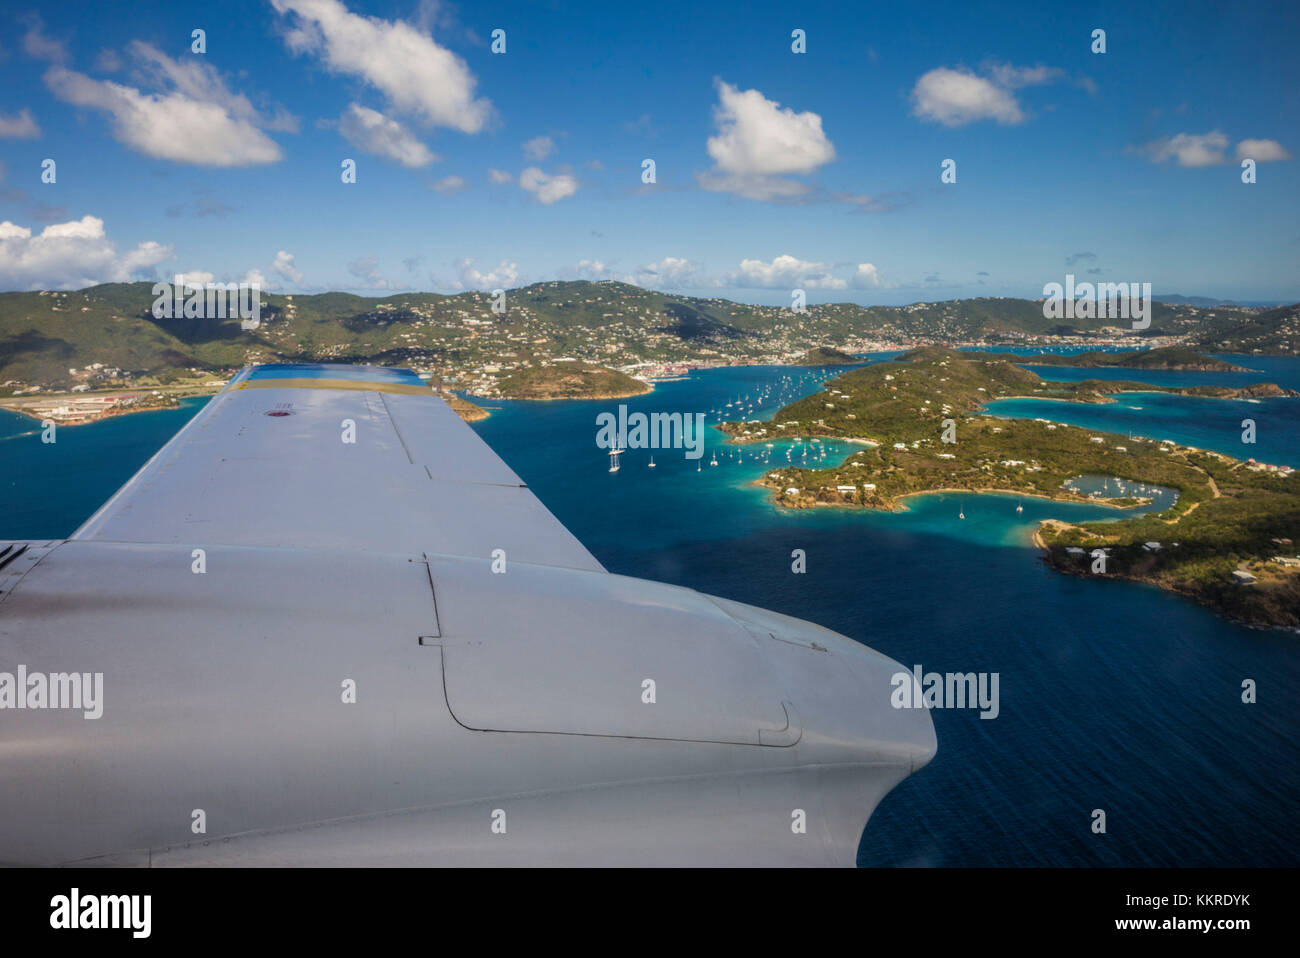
[71,363,605,571]
[0,364,934,867]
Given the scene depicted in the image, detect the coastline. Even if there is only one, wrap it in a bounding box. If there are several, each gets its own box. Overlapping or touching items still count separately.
[753,477,1155,515]
[1,378,652,428]
[0,389,219,426]
[472,381,654,403]
[995,386,1295,406]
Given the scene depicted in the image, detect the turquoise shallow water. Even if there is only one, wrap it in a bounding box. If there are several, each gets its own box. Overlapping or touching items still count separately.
[984,391,1298,466]
[1,356,1296,866]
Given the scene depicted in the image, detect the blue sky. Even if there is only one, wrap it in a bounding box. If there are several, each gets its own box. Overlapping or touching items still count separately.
[0,0,1297,304]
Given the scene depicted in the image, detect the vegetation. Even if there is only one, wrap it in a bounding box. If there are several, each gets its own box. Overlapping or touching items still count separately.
[720,348,1300,628]
[489,361,650,400]
[1191,303,1300,356]
[792,346,861,365]
[3,283,1296,398]
[962,346,1247,371]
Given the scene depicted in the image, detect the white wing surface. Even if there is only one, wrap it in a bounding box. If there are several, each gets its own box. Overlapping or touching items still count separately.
[0,363,934,867]
[72,364,603,571]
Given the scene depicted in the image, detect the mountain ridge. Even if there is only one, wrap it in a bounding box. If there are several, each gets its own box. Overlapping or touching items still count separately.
[2,280,1296,394]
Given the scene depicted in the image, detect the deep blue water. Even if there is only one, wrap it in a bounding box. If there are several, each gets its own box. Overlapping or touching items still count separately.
[2,356,1296,867]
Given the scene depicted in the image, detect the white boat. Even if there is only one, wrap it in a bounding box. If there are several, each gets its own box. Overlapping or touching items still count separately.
[648,456,655,468]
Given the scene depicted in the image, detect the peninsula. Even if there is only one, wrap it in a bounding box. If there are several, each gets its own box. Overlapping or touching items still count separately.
[484,361,651,401]
[719,348,1300,628]
[792,346,861,366]
[965,346,1249,371]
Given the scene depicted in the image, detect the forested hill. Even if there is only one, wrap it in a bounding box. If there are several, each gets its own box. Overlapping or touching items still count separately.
[1,279,1293,393]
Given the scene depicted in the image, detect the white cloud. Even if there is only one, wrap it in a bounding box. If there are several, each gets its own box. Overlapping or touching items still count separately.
[173,270,216,286]
[1136,133,1291,167]
[726,254,847,289]
[338,104,436,168]
[562,259,616,281]
[698,80,835,200]
[985,63,1065,90]
[271,0,491,133]
[633,257,713,289]
[851,263,882,288]
[705,81,835,175]
[910,67,1025,126]
[698,172,813,202]
[627,254,879,290]
[1137,131,1230,167]
[126,41,299,133]
[1236,138,1291,162]
[43,58,286,166]
[0,215,172,290]
[523,136,556,161]
[347,255,394,288]
[0,109,41,139]
[833,191,910,213]
[243,268,269,288]
[272,250,303,285]
[94,48,123,73]
[432,175,468,193]
[22,16,66,63]
[453,257,519,290]
[487,168,514,184]
[519,167,579,204]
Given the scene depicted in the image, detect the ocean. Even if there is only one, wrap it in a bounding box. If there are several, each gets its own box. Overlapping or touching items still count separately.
[2,353,1296,866]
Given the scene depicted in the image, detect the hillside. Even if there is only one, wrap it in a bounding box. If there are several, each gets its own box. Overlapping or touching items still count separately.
[792,346,861,365]
[719,348,1300,628]
[969,346,1248,371]
[1191,303,1300,355]
[488,361,651,400]
[1,282,1295,399]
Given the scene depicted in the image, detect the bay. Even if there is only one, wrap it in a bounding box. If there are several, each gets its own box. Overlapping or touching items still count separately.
[2,356,1295,867]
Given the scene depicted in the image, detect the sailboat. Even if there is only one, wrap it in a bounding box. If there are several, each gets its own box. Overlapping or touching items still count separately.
[959,503,965,520]
[709,452,718,467]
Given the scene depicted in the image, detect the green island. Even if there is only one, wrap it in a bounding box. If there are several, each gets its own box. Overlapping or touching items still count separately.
[791,346,862,365]
[718,347,1300,629]
[485,361,651,401]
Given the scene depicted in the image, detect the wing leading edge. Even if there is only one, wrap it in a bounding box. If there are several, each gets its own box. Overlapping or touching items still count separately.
[72,364,604,572]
